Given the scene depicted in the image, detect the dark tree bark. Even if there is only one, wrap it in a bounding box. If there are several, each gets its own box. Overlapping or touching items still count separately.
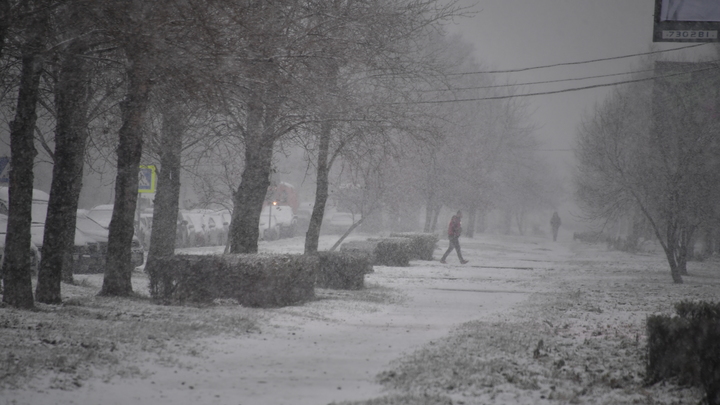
[100,53,152,296]
[0,0,10,58]
[145,104,183,286]
[228,133,273,254]
[228,75,281,254]
[35,38,91,303]
[304,119,333,255]
[2,19,45,309]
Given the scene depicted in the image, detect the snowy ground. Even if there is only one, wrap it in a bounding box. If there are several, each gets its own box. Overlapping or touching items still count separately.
[1,232,718,404]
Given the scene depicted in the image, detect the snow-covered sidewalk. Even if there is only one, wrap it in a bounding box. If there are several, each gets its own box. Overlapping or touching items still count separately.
[3,233,718,405]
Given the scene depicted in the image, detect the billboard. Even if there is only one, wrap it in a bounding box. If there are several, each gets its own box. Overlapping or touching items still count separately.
[654,0,720,42]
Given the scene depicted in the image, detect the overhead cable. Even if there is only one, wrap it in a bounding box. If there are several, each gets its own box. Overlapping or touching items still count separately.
[449,43,708,76]
[422,67,657,92]
[398,63,720,104]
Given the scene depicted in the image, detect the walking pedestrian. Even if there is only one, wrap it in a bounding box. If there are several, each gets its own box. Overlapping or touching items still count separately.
[441,210,468,264]
[550,211,561,241]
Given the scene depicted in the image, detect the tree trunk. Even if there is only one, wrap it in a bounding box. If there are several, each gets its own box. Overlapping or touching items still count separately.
[0,0,10,58]
[227,69,283,254]
[701,224,714,257]
[431,204,441,232]
[664,246,684,284]
[423,190,436,233]
[228,137,273,254]
[145,105,183,289]
[661,222,684,284]
[423,205,432,233]
[36,38,90,303]
[465,206,476,238]
[100,54,152,296]
[2,32,44,309]
[329,217,365,252]
[304,120,333,255]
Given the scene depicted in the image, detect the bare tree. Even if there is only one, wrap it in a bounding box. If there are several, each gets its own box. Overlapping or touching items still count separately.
[97,0,164,296]
[575,61,720,283]
[301,2,464,253]
[35,1,97,303]
[1,0,50,309]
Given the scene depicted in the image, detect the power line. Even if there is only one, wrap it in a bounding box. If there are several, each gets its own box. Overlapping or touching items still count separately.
[422,67,657,92]
[426,57,720,93]
[449,43,708,76]
[396,63,720,104]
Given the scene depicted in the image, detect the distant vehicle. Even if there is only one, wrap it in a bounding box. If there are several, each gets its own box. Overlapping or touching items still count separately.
[138,212,153,249]
[86,204,114,228]
[0,186,50,224]
[259,204,297,241]
[205,212,227,246]
[75,211,110,273]
[0,190,145,273]
[258,207,280,241]
[264,182,299,214]
[0,214,40,274]
[180,210,208,247]
[86,204,144,268]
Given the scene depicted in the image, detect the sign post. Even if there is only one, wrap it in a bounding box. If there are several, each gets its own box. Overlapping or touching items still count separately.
[138,165,157,194]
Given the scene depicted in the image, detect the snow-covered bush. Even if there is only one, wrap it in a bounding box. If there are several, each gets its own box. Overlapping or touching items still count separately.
[342,238,412,267]
[646,300,720,405]
[314,251,372,290]
[389,232,439,261]
[148,254,317,307]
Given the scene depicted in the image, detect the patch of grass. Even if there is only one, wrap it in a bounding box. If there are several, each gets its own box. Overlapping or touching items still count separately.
[330,394,452,405]
[0,287,257,390]
[316,283,406,306]
[374,257,720,404]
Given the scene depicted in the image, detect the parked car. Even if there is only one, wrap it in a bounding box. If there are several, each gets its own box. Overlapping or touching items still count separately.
[204,212,227,246]
[259,205,297,241]
[258,208,279,241]
[86,204,114,228]
[0,214,40,274]
[85,205,144,268]
[0,187,47,273]
[215,209,231,245]
[181,210,208,247]
[138,212,153,249]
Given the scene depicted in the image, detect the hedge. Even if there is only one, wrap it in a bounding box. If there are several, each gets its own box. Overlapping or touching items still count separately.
[646,300,720,405]
[341,238,411,267]
[314,251,373,290]
[389,232,439,260]
[147,254,317,307]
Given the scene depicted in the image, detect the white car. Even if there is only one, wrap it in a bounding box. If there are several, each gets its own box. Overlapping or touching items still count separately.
[86,204,144,267]
[181,211,209,247]
[0,214,40,273]
[259,207,280,241]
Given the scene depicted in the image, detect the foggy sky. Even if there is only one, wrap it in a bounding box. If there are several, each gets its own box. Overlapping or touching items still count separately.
[447,0,716,176]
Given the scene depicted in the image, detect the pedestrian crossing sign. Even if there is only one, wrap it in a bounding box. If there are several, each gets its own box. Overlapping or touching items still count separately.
[138,165,157,193]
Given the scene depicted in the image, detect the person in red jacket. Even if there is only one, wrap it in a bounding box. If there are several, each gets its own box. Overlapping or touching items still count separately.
[440,210,468,264]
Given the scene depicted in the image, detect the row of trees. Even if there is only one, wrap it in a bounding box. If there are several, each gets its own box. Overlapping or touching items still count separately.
[0,0,557,309]
[575,59,720,283]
